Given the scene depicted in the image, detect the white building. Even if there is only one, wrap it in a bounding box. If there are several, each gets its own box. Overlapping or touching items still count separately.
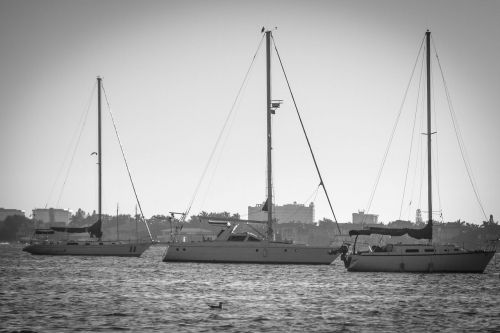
[32,208,72,225]
[352,210,378,224]
[0,208,25,221]
[248,202,315,224]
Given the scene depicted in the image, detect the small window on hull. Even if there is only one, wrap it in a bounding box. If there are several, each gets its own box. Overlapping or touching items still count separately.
[405,249,419,253]
[228,235,246,241]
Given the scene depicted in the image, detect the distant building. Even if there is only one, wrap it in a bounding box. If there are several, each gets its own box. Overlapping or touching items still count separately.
[416,209,423,224]
[352,210,378,224]
[32,208,72,225]
[248,202,315,224]
[0,208,25,221]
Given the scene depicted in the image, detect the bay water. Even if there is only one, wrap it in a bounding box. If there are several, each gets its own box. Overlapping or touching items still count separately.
[1,243,499,332]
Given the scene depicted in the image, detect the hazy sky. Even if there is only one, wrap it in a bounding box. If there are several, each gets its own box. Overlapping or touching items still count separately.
[1,0,499,224]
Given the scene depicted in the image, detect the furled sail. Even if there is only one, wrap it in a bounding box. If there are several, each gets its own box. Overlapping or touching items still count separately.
[35,229,55,235]
[349,221,432,240]
[51,220,103,239]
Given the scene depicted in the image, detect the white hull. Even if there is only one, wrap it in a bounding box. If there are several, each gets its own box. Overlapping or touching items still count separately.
[345,244,495,273]
[163,241,338,265]
[23,241,151,257]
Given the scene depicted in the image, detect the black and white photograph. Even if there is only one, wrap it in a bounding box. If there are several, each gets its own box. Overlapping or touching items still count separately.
[1,0,499,332]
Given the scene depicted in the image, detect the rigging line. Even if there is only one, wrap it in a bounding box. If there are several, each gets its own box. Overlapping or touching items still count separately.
[183,34,265,220]
[364,35,426,217]
[49,82,97,207]
[418,127,425,210]
[101,84,153,242]
[406,72,426,222]
[408,100,424,220]
[399,48,425,219]
[198,54,258,211]
[55,82,97,208]
[271,36,341,236]
[431,61,444,221]
[432,38,488,220]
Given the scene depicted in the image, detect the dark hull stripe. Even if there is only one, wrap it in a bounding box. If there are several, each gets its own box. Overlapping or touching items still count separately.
[163,259,330,265]
[26,252,143,257]
[347,269,488,273]
[357,251,495,257]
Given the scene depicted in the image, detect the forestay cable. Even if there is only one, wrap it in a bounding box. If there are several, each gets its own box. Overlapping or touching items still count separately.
[54,82,97,208]
[271,36,341,235]
[183,34,266,220]
[101,84,154,241]
[399,49,425,219]
[432,37,488,220]
[364,35,426,218]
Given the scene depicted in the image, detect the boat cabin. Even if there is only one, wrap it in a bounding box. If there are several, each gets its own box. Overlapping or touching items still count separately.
[226,232,262,242]
[358,243,465,255]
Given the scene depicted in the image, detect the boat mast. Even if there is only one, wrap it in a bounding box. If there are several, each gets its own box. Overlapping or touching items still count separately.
[425,30,432,228]
[97,77,102,226]
[265,30,273,240]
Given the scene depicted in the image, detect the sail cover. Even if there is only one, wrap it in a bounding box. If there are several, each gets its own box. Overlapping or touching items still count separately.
[35,229,55,235]
[51,220,103,239]
[349,221,432,240]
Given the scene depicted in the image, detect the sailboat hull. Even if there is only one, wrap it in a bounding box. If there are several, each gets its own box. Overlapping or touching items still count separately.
[22,241,151,257]
[163,241,338,265]
[346,248,495,273]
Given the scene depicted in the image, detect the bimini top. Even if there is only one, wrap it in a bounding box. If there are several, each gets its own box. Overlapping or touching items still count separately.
[349,221,432,240]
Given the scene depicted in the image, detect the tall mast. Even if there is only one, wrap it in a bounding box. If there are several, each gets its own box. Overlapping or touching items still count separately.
[97,77,102,225]
[425,30,432,227]
[265,30,273,240]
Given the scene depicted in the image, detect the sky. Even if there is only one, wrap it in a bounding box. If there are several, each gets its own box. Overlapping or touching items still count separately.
[1,0,499,224]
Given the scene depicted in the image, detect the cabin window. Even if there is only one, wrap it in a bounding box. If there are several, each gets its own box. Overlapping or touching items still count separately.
[424,249,435,252]
[182,248,186,251]
[228,235,246,241]
[255,249,259,252]
[85,243,90,245]
[454,249,459,251]
[405,249,419,253]
[247,236,260,242]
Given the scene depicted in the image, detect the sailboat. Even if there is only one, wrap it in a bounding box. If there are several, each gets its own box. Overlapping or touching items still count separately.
[340,31,496,272]
[163,29,341,264]
[23,77,152,257]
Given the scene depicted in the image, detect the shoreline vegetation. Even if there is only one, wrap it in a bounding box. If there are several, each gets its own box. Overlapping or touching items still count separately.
[1,210,499,250]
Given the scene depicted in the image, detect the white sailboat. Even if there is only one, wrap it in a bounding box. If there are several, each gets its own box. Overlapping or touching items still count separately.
[163,29,341,265]
[340,31,497,272]
[23,77,152,257]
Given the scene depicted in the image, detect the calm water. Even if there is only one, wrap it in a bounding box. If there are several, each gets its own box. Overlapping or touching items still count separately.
[1,243,499,332]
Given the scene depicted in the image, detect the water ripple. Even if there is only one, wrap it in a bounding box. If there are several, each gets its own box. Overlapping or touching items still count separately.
[0,243,499,332]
